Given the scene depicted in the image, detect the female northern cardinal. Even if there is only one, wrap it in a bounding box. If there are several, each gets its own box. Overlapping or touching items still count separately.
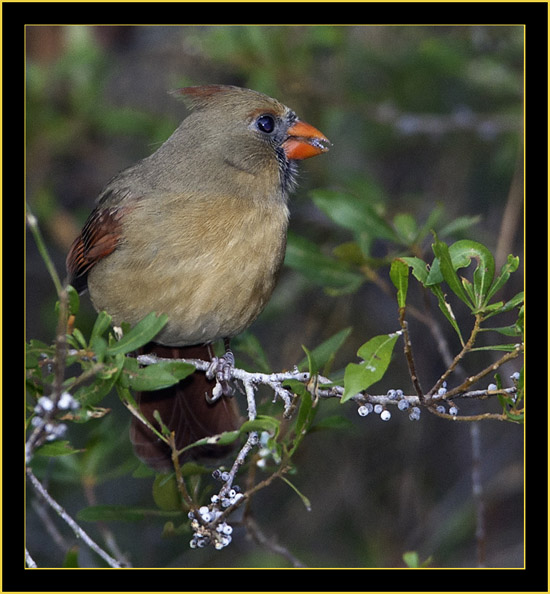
[66,85,330,470]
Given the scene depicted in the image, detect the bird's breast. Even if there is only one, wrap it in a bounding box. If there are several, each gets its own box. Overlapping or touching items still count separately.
[88,194,289,346]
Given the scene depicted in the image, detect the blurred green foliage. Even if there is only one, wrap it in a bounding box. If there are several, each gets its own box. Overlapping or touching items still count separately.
[26,25,523,569]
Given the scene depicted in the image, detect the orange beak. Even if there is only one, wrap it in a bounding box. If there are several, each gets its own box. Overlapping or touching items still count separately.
[283,120,331,160]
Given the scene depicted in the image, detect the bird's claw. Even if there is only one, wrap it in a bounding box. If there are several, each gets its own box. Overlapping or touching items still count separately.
[207,350,235,397]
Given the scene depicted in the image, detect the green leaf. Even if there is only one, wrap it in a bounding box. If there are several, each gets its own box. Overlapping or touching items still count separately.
[301,345,319,377]
[75,352,124,407]
[479,303,524,336]
[468,242,495,308]
[428,283,465,345]
[89,335,107,362]
[66,285,80,315]
[106,312,169,356]
[403,550,433,568]
[392,212,417,244]
[239,415,280,437]
[460,276,476,306]
[26,339,53,368]
[285,232,364,294]
[429,238,496,310]
[282,378,308,398]
[74,373,118,407]
[297,327,352,373]
[438,214,481,237]
[177,430,241,455]
[504,409,524,423]
[470,344,522,352]
[429,236,473,308]
[501,291,524,312]
[34,440,82,457]
[279,476,312,511]
[153,410,171,437]
[480,326,521,337]
[62,546,80,568]
[310,188,397,241]
[342,364,371,402]
[90,310,112,344]
[332,241,367,267]
[153,473,181,512]
[390,258,410,309]
[400,256,429,284]
[179,461,215,477]
[485,254,520,303]
[233,332,272,374]
[127,360,195,392]
[403,550,420,568]
[292,391,315,454]
[416,202,444,241]
[341,332,401,403]
[71,327,88,350]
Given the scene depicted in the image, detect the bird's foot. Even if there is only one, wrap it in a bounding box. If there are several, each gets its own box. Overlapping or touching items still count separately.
[207,348,235,397]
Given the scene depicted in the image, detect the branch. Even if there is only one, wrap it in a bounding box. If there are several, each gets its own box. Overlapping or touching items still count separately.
[398,315,424,400]
[26,468,124,568]
[137,353,521,424]
[136,342,522,552]
[427,313,484,398]
[440,343,524,399]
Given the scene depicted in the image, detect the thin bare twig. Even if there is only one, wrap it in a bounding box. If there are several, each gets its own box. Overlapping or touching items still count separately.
[440,344,524,399]
[26,468,123,568]
[470,422,486,567]
[168,432,196,511]
[398,314,424,400]
[244,515,307,568]
[427,314,484,397]
[25,549,37,568]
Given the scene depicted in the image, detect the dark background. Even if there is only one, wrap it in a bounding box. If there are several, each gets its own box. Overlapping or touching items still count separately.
[23,15,531,571]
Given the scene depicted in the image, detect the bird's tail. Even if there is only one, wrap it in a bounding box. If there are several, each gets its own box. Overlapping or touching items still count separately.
[130,343,241,471]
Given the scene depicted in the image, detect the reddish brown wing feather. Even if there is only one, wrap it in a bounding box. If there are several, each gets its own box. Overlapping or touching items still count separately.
[66,207,125,293]
[130,343,241,471]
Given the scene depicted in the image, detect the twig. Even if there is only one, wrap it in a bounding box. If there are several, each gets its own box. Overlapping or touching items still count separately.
[137,354,521,419]
[427,408,507,422]
[219,432,259,498]
[26,205,64,296]
[25,548,38,568]
[52,288,70,403]
[82,479,131,567]
[168,432,196,511]
[209,459,293,531]
[244,515,307,568]
[427,313,484,397]
[398,315,424,400]
[440,344,524,399]
[31,497,70,552]
[137,344,522,552]
[243,378,258,420]
[470,423,486,567]
[26,468,123,568]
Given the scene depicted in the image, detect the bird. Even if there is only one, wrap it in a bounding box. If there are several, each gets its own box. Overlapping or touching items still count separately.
[66,84,330,470]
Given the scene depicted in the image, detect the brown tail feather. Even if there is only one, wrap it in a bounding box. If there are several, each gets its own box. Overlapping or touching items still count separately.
[130,343,240,471]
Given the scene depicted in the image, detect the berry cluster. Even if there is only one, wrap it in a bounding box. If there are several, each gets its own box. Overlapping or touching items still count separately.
[30,393,79,441]
[355,384,460,422]
[356,388,424,422]
[430,383,458,416]
[188,471,244,550]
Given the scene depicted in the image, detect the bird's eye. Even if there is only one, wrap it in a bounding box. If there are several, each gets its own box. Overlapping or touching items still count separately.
[256,114,275,134]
